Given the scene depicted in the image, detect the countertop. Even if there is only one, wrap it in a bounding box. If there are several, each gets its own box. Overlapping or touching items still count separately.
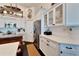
[0,32,25,38]
[40,34,79,45]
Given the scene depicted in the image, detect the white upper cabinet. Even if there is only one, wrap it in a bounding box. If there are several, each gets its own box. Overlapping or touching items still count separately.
[47,9,54,26]
[65,3,79,26]
[47,4,63,26]
[44,13,48,27]
[45,3,79,27]
[55,4,63,25]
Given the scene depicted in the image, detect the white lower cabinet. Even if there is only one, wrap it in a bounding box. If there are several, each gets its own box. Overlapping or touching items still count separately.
[40,37,59,56]
[59,44,79,56]
[40,36,79,56]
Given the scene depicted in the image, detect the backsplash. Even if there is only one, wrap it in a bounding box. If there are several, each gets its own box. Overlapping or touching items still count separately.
[0,22,25,35]
[0,23,17,34]
[45,26,79,38]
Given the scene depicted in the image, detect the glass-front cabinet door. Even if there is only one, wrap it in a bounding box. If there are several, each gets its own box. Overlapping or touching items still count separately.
[48,10,54,26]
[44,14,47,27]
[55,4,63,25]
[46,4,63,26]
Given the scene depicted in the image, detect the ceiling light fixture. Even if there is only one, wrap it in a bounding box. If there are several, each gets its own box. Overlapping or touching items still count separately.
[0,4,23,17]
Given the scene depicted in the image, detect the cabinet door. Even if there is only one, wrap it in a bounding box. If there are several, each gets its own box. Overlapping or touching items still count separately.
[40,37,59,56]
[46,39,59,56]
[46,42,59,56]
[44,14,47,27]
[55,4,63,25]
[59,44,79,56]
[65,3,79,26]
[48,10,54,26]
[39,37,48,55]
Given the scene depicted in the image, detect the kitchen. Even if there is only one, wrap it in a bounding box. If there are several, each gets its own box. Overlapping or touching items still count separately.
[0,3,79,56]
[40,3,79,56]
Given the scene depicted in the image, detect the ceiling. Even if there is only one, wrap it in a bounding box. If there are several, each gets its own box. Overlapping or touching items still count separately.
[18,3,51,8]
[0,3,51,9]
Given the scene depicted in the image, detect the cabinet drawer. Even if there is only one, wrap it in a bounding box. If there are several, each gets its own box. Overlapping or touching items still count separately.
[48,40,58,48]
[40,37,52,55]
[40,37,58,48]
[40,37,59,56]
[60,50,79,56]
[60,44,76,51]
[60,52,76,56]
[40,37,47,42]
[60,44,79,56]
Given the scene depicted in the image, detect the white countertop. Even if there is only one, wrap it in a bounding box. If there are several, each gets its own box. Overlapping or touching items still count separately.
[0,32,25,38]
[40,34,79,45]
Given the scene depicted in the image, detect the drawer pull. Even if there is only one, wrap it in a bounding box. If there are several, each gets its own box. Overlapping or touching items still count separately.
[47,43,49,46]
[47,40,49,42]
[66,47,72,49]
[60,51,63,54]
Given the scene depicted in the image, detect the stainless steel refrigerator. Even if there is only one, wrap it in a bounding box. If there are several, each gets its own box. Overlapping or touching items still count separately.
[33,20,41,49]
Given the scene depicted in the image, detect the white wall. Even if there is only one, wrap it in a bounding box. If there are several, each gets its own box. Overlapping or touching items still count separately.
[0,16,26,28]
[48,26,79,39]
[0,3,52,42]
[24,21,34,42]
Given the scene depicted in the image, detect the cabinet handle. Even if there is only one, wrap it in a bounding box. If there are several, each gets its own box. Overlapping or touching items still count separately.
[53,24,55,25]
[60,51,63,54]
[66,47,72,49]
[47,43,49,46]
[47,40,49,42]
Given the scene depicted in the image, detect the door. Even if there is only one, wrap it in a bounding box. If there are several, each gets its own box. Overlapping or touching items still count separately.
[34,20,41,49]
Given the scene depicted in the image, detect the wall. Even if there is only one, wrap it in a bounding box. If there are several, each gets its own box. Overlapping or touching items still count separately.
[0,16,26,27]
[0,3,52,42]
[48,26,79,39]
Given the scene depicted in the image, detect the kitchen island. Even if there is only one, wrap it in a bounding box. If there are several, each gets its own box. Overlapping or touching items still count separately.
[0,33,25,56]
[0,33,24,44]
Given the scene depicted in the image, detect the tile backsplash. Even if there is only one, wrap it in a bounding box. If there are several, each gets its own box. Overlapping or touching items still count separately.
[0,25,17,34]
[46,26,79,38]
[0,22,25,34]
